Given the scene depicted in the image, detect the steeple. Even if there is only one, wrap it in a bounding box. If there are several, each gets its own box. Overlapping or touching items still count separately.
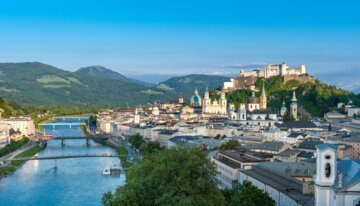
[204,85,209,99]
[291,90,297,102]
[261,83,266,97]
[259,84,267,110]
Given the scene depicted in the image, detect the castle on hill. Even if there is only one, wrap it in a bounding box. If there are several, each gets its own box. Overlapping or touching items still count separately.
[224,62,315,91]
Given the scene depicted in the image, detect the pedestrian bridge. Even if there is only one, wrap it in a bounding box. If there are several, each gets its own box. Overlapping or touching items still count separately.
[8,153,135,161]
[39,122,86,129]
[49,135,109,145]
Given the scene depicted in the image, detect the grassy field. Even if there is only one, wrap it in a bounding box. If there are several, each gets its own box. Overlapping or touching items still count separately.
[0,145,42,176]
[116,146,128,162]
[11,145,42,167]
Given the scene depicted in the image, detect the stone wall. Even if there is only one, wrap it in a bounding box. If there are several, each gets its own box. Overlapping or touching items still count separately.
[283,74,315,84]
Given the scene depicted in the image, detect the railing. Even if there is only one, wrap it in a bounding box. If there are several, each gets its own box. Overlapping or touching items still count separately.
[9,153,136,161]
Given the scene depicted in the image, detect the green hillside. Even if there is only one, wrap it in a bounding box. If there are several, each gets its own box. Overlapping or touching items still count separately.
[155,74,230,99]
[225,76,360,117]
[0,62,167,106]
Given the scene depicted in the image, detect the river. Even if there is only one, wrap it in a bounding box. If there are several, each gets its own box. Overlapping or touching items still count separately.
[0,117,125,206]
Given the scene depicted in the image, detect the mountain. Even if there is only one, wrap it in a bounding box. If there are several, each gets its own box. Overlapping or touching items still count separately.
[75,65,152,86]
[0,62,168,106]
[155,74,230,99]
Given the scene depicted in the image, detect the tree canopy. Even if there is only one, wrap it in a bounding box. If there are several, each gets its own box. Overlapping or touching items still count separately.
[222,181,275,206]
[104,147,224,206]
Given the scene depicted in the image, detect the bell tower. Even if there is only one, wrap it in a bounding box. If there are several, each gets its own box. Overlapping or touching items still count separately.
[290,90,298,120]
[314,143,338,206]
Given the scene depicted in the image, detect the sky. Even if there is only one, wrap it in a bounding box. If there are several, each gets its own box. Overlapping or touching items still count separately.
[0,0,360,84]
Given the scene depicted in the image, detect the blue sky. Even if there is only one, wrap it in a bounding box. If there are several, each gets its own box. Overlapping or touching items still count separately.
[0,0,360,83]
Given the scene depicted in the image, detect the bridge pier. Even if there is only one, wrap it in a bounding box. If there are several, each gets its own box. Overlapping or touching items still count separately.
[86,138,90,145]
[53,124,55,129]
[69,124,72,129]
[61,139,65,146]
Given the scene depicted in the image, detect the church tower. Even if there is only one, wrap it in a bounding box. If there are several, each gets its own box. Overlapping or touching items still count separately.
[290,90,298,120]
[219,91,227,114]
[238,103,247,120]
[259,84,267,110]
[314,144,338,206]
[202,87,211,113]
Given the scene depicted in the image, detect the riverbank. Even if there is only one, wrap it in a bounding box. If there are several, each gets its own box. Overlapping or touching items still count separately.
[80,125,91,137]
[0,144,42,178]
[95,138,136,170]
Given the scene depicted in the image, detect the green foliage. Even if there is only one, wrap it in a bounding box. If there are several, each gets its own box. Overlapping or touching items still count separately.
[128,133,146,150]
[116,146,129,163]
[226,90,252,108]
[229,76,359,117]
[104,147,224,206]
[286,79,301,89]
[283,110,295,122]
[223,181,275,206]
[139,141,163,154]
[156,74,229,100]
[300,115,310,122]
[11,145,42,167]
[0,137,29,157]
[219,140,240,150]
[0,62,168,106]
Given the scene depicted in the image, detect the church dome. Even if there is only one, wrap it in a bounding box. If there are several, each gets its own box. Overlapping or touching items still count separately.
[248,92,259,104]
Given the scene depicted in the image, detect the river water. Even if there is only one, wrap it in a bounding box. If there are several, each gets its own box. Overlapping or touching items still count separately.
[0,117,125,206]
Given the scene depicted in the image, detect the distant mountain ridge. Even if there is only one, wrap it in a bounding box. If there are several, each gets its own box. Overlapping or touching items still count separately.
[0,62,227,106]
[155,74,230,99]
[76,65,152,86]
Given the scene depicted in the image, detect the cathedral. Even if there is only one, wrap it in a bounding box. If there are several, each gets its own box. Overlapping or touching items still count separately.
[315,143,360,206]
[190,89,202,107]
[202,87,227,115]
[228,85,278,126]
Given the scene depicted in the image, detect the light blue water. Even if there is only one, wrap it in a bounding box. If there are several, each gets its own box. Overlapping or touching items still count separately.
[0,118,125,206]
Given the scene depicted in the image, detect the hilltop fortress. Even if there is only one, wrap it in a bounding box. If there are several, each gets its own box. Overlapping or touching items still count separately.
[224,62,315,91]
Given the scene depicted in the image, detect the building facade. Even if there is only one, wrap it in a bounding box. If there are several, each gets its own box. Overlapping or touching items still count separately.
[1,117,35,137]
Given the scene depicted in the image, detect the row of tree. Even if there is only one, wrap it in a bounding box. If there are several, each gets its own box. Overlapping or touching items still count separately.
[0,136,29,157]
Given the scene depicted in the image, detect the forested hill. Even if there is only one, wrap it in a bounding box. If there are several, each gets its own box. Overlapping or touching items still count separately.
[0,62,168,106]
[225,76,360,117]
[0,62,228,106]
[155,74,230,99]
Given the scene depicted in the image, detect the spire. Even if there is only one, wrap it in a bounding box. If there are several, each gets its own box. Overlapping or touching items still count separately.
[204,85,209,99]
[252,91,255,97]
[291,90,297,102]
[261,83,266,97]
[194,88,199,96]
[282,101,285,106]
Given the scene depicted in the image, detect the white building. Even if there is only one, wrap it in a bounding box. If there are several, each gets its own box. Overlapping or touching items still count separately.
[1,117,35,137]
[202,88,227,115]
[348,107,360,118]
[314,143,360,206]
[0,123,11,148]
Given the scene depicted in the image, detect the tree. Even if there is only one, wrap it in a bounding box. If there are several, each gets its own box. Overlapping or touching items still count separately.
[300,115,309,122]
[219,140,240,150]
[283,110,295,122]
[128,133,145,149]
[139,141,163,154]
[104,147,225,206]
[223,181,275,206]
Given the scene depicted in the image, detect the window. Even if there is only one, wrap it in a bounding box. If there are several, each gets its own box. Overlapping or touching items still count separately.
[325,163,331,178]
